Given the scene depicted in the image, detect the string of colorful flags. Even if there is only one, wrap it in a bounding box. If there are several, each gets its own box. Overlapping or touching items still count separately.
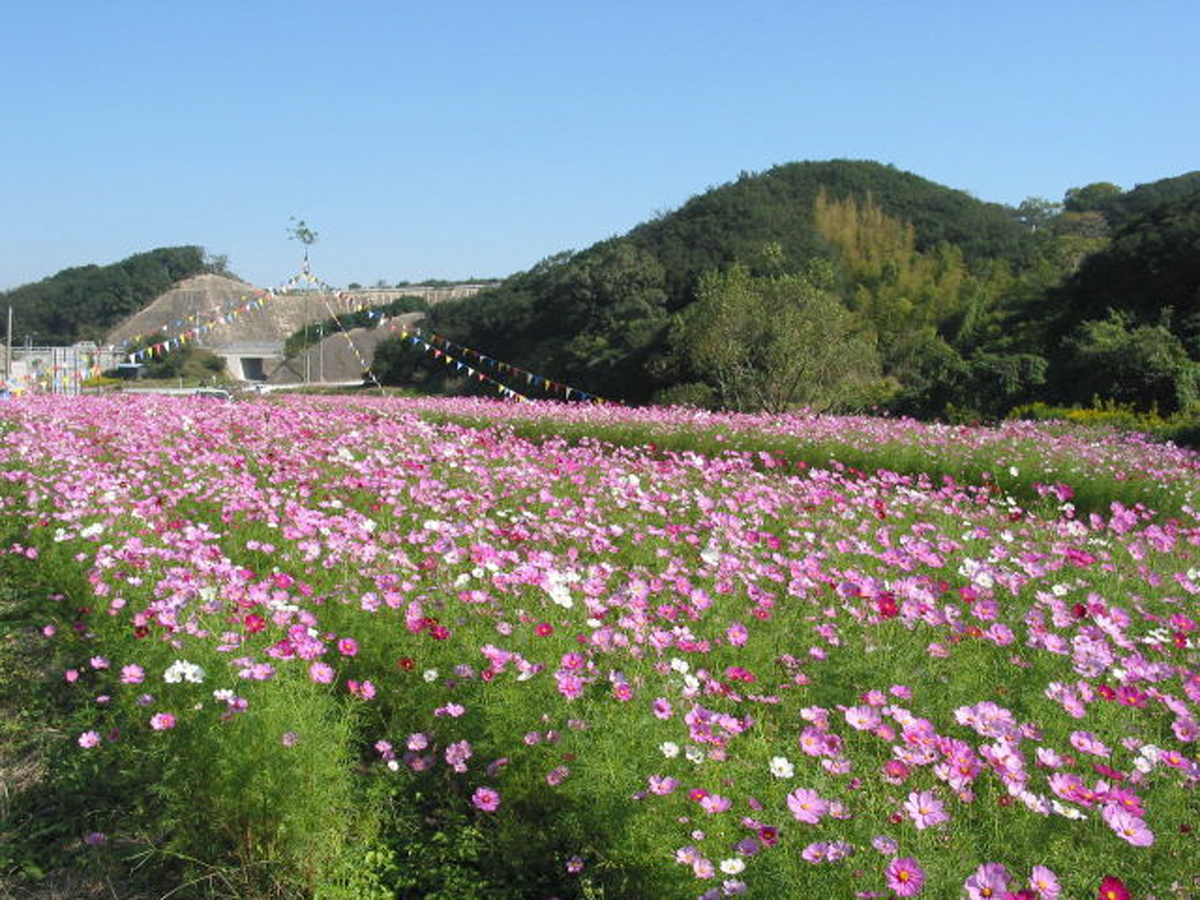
[385,321,613,405]
[119,263,610,404]
[311,289,387,393]
[120,266,364,364]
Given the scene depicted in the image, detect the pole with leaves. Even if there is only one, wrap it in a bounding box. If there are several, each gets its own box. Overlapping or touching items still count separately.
[288,218,319,384]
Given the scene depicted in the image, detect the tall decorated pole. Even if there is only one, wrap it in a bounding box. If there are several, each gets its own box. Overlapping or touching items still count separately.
[287,217,319,385]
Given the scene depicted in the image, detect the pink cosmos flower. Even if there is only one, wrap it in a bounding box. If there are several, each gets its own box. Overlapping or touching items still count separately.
[77,730,101,748]
[648,775,679,795]
[886,857,925,896]
[786,787,827,824]
[652,697,673,719]
[1028,865,1060,900]
[1102,804,1154,846]
[445,739,472,772]
[471,786,500,812]
[904,790,949,829]
[309,661,335,684]
[337,637,359,657]
[120,664,145,684]
[845,705,882,731]
[801,841,828,863]
[883,759,911,784]
[1070,731,1111,757]
[149,712,176,731]
[965,862,1010,899]
[872,835,898,855]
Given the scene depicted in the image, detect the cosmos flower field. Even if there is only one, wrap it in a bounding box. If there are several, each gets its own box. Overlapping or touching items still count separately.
[2,394,1198,899]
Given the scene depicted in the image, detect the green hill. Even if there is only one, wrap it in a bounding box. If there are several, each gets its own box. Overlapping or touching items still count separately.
[395,160,1039,404]
[0,246,218,345]
[381,160,1200,417]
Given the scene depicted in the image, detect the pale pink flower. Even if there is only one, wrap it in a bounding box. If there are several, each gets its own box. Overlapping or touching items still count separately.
[800,841,828,863]
[1069,730,1111,757]
[149,712,176,731]
[1029,865,1060,900]
[308,661,335,684]
[1102,804,1154,846]
[964,862,1009,899]
[904,790,949,829]
[786,787,827,824]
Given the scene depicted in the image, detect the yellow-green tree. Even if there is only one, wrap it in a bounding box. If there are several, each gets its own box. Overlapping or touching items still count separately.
[813,190,986,348]
[678,262,883,413]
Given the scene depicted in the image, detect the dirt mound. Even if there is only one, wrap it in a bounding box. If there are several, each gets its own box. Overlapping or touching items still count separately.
[103,274,365,349]
[267,313,424,384]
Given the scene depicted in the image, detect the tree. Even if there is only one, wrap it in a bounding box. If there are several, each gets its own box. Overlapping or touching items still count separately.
[0,246,211,345]
[1060,312,1198,412]
[1064,182,1124,214]
[677,262,882,413]
[287,218,319,263]
[1015,197,1062,232]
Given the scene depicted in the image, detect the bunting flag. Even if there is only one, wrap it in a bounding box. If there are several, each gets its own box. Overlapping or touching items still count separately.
[311,289,388,394]
[388,322,610,405]
[120,269,372,364]
[114,264,606,405]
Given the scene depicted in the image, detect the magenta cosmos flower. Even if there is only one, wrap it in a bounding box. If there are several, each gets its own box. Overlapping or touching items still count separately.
[886,857,925,896]
[472,786,500,812]
[1097,876,1131,900]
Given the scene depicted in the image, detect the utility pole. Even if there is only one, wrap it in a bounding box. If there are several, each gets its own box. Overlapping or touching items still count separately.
[5,306,11,384]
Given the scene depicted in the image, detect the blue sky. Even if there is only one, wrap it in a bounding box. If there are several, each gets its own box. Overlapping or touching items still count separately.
[1,0,1196,291]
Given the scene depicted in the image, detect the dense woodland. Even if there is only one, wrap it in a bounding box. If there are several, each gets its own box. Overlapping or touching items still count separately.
[0,246,221,345]
[376,160,1200,419]
[8,160,1200,420]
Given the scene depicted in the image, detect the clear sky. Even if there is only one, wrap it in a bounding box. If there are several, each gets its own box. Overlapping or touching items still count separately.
[1,0,1196,291]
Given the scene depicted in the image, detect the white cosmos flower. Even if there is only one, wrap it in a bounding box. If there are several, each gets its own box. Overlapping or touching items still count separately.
[769,756,795,779]
[720,858,746,875]
[163,660,205,684]
[660,741,680,758]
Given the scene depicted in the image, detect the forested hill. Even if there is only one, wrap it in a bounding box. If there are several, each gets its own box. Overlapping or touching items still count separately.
[384,160,1200,417]
[622,160,1038,301]
[1,246,217,345]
